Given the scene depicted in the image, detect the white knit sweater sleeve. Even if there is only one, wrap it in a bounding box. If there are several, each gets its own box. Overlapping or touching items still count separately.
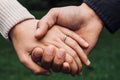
[0,0,35,39]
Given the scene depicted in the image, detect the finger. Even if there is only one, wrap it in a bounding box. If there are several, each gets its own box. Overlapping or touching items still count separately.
[31,47,43,62]
[51,40,82,72]
[65,54,78,76]
[62,62,70,73]
[19,52,50,75]
[41,45,56,69]
[64,36,83,70]
[35,21,49,39]
[52,48,65,72]
[64,36,90,66]
[35,8,60,39]
[59,26,89,48]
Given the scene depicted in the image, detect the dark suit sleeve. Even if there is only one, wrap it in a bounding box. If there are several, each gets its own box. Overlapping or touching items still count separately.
[83,0,120,33]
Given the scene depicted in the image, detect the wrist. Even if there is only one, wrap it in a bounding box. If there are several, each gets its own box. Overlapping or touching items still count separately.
[79,3,103,28]
[9,19,35,41]
[76,3,104,55]
[76,3,104,37]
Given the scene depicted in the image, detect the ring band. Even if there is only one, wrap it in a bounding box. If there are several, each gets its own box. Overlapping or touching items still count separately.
[64,35,68,42]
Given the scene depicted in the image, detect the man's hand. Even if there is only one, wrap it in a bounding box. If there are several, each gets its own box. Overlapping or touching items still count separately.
[35,3,103,55]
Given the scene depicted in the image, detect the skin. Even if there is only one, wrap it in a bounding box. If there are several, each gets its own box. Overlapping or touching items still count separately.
[32,25,91,75]
[35,3,103,55]
[10,19,90,76]
[33,3,103,75]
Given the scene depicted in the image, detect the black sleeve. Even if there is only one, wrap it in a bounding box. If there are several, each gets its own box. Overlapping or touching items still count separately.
[83,0,120,33]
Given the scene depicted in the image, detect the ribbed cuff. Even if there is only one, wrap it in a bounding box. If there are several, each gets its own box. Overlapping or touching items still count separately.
[0,0,35,39]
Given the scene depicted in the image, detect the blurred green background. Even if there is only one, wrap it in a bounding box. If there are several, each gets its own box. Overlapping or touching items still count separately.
[0,0,120,80]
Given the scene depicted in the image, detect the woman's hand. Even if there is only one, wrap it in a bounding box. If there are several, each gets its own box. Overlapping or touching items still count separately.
[10,19,50,75]
[32,25,91,75]
[10,19,90,76]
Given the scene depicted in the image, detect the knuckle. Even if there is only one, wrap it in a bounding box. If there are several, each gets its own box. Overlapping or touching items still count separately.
[57,49,66,59]
[45,45,55,56]
[49,8,60,17]
[19,57,27,65]
[56,53,64,60]
[66,56,73,64]
[60,48,66,53]
[48,45,55,50]
[32,48,43,57]
[70,40,78,47]
[50,8,58,12]
[68,59,73,64]
[71,52,77,58]
[35,47,43,53]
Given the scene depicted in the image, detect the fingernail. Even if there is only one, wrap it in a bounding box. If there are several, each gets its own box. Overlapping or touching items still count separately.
[87,60,91,66]
[36,28,40,35]
[85,42,89,47]
[34,53,41,61]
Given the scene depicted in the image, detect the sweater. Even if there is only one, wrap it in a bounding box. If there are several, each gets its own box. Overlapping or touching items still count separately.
[0,0,35,39]
[84,0,120,33]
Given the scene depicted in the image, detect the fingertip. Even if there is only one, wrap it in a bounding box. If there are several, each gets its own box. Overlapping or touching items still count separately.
[83,58,91,66]
[35,28,45,39]
[35,22,48,39]
[86,60,91,66]
[21,52,50,76]
[33,68,50,76]
[62,62,70,73]
[41,45,56,69]
[35,28,41,38]
[84,42,89,48]
[31,47,43,62]
[80,38,89,48]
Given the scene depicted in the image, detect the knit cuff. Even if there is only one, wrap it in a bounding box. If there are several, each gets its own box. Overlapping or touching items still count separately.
[0,0,35,39]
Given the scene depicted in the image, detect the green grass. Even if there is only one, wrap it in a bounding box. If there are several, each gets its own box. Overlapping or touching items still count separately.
[0,11,120,80]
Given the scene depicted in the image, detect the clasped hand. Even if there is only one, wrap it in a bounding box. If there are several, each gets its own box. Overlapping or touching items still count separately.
[10,3,103,76]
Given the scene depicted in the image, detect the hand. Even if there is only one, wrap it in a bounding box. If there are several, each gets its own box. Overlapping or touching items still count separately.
[32,25,90,75]
[10,19,90,76]
[35,3,103,55]
[10,19,50,75]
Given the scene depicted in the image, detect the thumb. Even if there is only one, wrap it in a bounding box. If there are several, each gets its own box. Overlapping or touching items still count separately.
[35,8,60,39]
[35,21,49,39]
